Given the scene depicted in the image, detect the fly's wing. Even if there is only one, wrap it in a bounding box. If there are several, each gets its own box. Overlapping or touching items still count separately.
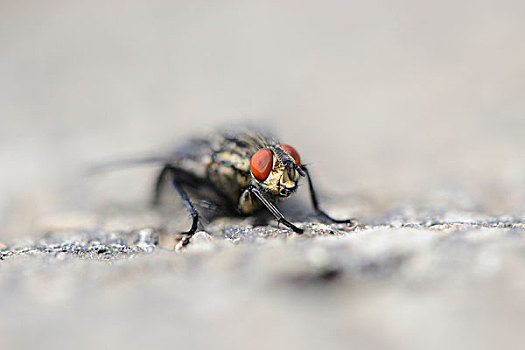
[167,137,214,181]
[86,137,213,175]
[87,128,278,175]
[161,136,239,217]
[87,128,280,218]
[85,155,173,175]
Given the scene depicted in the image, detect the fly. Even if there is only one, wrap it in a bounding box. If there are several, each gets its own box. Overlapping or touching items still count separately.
[150,129,356,246]
[92,128,357,246]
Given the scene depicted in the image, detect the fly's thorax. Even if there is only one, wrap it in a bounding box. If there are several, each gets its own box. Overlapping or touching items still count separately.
[207,154,252,205]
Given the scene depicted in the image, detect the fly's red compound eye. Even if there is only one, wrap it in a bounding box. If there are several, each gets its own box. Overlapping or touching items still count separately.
[281,144,301,166]
[250,148,273,181]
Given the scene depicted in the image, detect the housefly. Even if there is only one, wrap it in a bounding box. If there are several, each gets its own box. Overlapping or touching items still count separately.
[149,128,356,246]
[92,128,357,246]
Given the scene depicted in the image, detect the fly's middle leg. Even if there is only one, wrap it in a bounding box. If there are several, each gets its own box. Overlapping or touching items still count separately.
[153,165,200,247]
[171,176,199,246]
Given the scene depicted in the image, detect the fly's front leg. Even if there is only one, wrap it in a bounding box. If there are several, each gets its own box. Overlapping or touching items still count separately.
[301,165,357,227]
[246,185,304,234]
[153,165,200,246]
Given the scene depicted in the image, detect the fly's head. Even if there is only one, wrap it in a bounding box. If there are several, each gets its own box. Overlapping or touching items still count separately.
[249,144,305,198]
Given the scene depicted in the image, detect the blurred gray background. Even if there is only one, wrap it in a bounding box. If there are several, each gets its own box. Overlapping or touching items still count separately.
[1,0,524,238]
[1,2,525,350]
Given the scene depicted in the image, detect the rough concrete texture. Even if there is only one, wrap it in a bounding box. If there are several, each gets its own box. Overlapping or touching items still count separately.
[1,206,524,350]
[2,1,525,349]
